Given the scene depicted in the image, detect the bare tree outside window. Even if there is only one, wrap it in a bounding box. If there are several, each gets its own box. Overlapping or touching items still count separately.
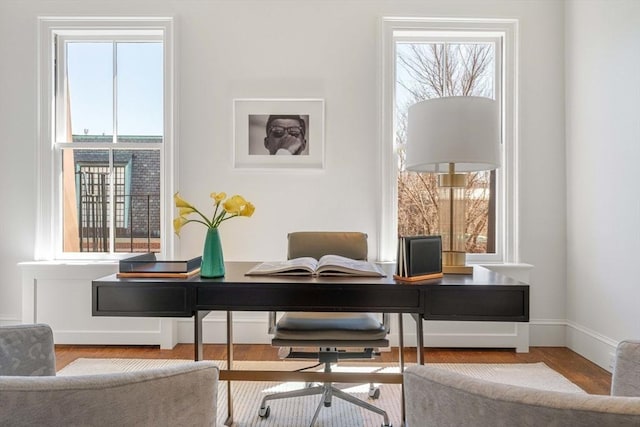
[395,42,496,253]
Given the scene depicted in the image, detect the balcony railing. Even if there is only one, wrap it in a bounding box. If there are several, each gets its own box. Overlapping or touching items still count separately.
[77,172,160,252]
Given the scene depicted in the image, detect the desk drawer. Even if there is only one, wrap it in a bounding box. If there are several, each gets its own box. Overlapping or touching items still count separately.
[197,285,422,312]
[423,286,529,321]
[93,284,194,317]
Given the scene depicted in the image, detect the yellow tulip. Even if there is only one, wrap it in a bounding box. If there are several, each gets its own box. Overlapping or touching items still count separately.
[210,192,227,204]
[173,216,188,235]
[174,192,193,209]
[223,195,246,214]
[239,202,255,217]
[179,207,195,216]
[174,190,253,234]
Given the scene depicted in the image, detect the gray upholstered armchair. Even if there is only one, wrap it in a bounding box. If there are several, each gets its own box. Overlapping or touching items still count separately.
[259,231,392,427]
[0,324,219,427]
[403,340,640,426]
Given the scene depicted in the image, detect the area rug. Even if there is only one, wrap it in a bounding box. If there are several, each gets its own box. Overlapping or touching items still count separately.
[58,359,584,427]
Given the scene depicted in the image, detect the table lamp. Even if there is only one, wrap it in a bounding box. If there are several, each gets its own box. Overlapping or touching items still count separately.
[406,96,500,274]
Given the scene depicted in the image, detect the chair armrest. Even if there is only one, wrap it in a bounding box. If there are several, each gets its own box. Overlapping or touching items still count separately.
[612,340,640,397]
[404,365,640,426]
[0,324,56,376]
[0,361,219,426]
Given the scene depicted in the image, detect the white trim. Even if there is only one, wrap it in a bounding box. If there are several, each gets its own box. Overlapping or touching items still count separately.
[565,321,619,372]
[175,315,530,353]
[36,16,176,260]
[379,17,519,263]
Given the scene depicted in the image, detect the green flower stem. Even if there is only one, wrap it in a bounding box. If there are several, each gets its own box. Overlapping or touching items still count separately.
[215,214,238,227]
[183,218,211,228]
[190,207,214,228]
[190,202,238,229]
[211,203,221,226]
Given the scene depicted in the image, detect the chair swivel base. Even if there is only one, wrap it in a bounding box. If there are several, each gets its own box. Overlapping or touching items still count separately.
[258,380,391,427]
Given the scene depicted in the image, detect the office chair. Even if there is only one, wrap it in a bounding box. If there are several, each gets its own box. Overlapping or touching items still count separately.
[258,231,392,427]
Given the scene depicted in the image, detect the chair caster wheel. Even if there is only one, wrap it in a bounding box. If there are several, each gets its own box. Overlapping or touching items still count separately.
[258,405,270,418]
[382,424,392,427]
[369,387,381,399]
[324,401,331,407]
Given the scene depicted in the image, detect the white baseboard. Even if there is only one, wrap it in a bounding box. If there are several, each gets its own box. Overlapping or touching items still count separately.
[565,321,618,373]
[52,330,163,346]
[529,319,567,346]
[0,316,21,326]
[177,314,531,352]
[38,317,617,373]
[174,316,617,371]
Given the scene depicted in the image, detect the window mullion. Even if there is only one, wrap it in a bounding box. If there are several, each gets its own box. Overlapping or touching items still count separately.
[112,42,118,143]
[110,42,117,254]
[108,148,116,253]
[54,36,67,143]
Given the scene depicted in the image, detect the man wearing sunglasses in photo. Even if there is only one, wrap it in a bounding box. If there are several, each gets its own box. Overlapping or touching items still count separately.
[264,115,308,155]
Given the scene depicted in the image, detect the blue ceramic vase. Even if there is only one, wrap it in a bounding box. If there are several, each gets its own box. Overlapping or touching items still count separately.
[201,228,225,278]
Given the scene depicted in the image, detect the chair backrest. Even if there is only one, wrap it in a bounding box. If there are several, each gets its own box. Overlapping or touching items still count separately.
[404,364,640,426]
[612,340,640,397]
[287,231,368,260]
[0,324,56,376]
[0,362,219,426]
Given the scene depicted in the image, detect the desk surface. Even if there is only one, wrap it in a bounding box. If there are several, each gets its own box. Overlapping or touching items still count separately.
[92,262,529,322]
[98,261,521,285]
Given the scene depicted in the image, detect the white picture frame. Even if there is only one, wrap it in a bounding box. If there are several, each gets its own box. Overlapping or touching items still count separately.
[233,98,325,169]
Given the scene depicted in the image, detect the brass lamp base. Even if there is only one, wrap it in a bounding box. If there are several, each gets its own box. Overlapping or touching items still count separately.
[442,251,473,275]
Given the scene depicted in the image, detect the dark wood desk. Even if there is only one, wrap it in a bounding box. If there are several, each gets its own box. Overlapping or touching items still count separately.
[92,262,529,424]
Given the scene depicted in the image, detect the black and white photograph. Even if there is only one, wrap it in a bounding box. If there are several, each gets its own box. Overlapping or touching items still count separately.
[248,114,310,156]
[234,99,324,169]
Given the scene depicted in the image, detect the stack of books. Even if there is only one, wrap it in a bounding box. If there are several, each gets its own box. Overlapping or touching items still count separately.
[117,253,202,278]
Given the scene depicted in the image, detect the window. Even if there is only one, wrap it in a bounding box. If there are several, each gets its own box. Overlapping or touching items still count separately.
[37,18,174,259]
[380,18,518,263]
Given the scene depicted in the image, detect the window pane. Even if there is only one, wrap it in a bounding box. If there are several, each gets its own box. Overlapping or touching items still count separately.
[66,43,113,139]
[62,148,112,252]
[446,43,495,98]
[113,149,161,253]
[61,148,161,253]
[116,42,164,140]
[395,41,496,254]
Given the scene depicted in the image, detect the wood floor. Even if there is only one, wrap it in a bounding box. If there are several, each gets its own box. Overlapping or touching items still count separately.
[54,344,612,395]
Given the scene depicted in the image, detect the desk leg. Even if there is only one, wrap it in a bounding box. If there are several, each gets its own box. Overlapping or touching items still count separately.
[194,311,209,361]
[398,313,406,425]
[411,313,424,365]
[225,311,234,426]
[398,313,405,372]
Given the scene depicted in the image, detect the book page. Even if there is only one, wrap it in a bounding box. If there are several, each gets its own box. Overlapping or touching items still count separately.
[316,255,385,277]
[245,257,318,276]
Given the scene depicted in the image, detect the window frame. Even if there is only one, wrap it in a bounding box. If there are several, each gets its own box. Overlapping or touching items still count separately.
[37,17,176,260]
[379,17,518,264]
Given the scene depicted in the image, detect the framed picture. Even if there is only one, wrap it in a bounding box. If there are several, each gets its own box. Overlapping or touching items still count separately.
[233,98,325,169]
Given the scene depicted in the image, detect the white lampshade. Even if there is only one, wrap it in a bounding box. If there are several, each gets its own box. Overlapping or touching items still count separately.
[406,96,501,173]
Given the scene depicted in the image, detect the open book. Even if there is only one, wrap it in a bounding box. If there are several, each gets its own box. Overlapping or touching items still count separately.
[245,255,386,277]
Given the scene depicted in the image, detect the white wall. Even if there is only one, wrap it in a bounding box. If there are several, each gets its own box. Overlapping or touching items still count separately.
[565,0,640,369]
[0,0,569,348]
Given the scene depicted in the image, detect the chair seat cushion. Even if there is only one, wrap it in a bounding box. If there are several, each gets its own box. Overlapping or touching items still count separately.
[274,312,388,341]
